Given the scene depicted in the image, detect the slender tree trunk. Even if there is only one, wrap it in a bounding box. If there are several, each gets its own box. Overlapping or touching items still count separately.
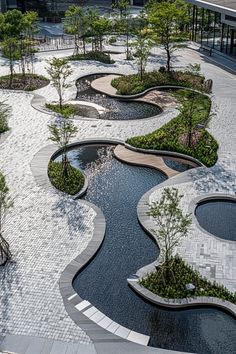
[82,37,86,55]
[0,231,11,266]
[126,31,129,60]
[9,60,14,88]
[140,60,143,81]
[166,48,171,72]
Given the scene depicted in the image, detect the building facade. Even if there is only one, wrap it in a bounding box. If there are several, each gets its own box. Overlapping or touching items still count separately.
[187,0,236,57]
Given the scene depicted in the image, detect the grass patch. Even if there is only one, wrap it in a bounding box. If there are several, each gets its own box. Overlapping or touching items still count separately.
[111,70,207,95]
[0,73,49,91]
[140,256,236,304]
[126,90,218,167]
[48,161,85,195]
[69,51,114,64]
[46,103,78,117]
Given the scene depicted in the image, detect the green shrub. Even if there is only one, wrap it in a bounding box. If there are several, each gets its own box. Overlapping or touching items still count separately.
[126,91,218,167]
[0,73,49,91]
[48,161,85,195]
[69,51,114,64]
[112,70,207,95]
[140,256,236,304]
[46,103,77,118]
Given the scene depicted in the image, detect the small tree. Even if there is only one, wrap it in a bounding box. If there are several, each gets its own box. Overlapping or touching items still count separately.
[1,38,20,87]
[112,0,129,19]
[147,188,191,282]
[91,16,111,52]
[179,91,203,148]
[148,1,188,71]
[46,58,73,110]
[132,33,152,80]
[64,6,87,55]
[0,173,13,265]
[48,111,78,179]
[113,0,131,60]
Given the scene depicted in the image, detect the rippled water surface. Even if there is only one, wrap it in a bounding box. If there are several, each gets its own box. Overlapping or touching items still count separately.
[195,199,236,241]
[76,74,162,120]
[58,145,236,354]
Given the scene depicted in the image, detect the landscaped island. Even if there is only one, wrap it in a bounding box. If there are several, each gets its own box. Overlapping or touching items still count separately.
[0,73,49,91]
[140,256,236,304]
[48,161,85,196]
[111,69,210,95]
[126,89,218,167]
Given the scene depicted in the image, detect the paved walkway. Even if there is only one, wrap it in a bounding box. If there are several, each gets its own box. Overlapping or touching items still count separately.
[0,43,235,353]
[91,75,120,96]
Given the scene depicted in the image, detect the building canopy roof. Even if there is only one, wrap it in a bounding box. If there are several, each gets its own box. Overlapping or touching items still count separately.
[187,0,236,15]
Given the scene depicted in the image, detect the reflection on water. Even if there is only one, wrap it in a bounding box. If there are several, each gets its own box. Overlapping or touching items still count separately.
[195,199,236,241]
[76,74,162,120]
[56,144,236,354]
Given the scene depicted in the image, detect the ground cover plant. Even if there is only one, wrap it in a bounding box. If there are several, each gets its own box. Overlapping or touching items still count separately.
[48,161,84,195]
[126,89,218,167]
[0,73,49,91]
[142,188,235,304]
[0,101,10,134]
[69,51,114,64]
[46,103,78,117]
[140,256,236,304]
[111,70,207,95]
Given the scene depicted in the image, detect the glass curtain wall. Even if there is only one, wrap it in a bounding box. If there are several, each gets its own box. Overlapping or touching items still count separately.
[191,5,236,57]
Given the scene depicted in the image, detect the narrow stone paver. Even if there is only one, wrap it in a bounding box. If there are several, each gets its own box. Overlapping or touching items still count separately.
[0,42,235,354]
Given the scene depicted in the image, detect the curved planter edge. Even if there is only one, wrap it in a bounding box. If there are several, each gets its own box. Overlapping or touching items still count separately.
[189,194,236,244]
[134,177,236,318]
[128,279,236,317]
[124,143,204,167]
[90,80,211,100]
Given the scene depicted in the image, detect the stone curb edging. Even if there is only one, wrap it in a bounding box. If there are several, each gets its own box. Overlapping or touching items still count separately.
[189,194,236,244]
[30,144,89,198]
[30,138,201,352]
[30,139,152,347]
[124,143,203,168]
[90,75,211,100]
[128,280,236,317]
[130,176,236,317]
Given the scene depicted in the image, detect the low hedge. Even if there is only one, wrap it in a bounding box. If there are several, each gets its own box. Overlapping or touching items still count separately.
[126,91,218,167]
[112,70,207,95]
[46,103,77,117]
[48,161,85,195]
[0,73,49,91]
[69,51,114,64]
[140,256,236,304]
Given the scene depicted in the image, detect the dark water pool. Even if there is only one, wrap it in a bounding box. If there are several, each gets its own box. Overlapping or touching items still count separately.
[76,74,162,120]
[195,199,236,241]
[163,158,193,172]
[58,145,236,353]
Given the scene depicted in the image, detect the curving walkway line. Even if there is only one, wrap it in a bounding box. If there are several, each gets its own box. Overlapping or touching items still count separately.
[114,144,180,178]
[127,174,236,317]
[30,140,152,350]
[90,74,210,100]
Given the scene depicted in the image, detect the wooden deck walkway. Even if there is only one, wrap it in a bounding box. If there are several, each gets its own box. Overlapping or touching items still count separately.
[114,145,180,178]
[91,74,120,96]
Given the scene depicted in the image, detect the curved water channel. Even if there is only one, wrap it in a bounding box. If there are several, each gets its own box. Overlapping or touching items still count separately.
[76,74,162,120]
[56,144,236,354]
